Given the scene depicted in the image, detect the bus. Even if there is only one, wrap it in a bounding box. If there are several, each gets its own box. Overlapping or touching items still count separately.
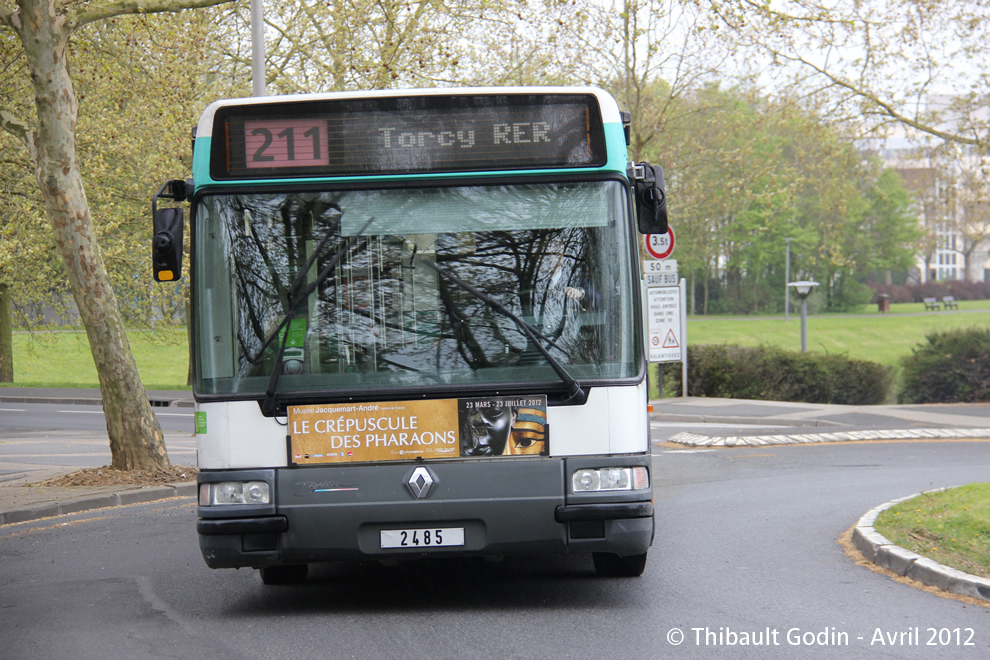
[152,87,668,583]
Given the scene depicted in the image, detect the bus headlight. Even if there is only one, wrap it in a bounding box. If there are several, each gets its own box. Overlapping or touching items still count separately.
[571,467,649,493]
[199,481,271,506]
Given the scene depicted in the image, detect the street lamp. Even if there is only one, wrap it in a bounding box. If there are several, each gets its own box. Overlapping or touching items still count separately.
[784,237,792,321]
[788,281,819,352]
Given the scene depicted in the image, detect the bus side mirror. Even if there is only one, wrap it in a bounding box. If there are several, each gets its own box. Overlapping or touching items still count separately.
[152,207,184,282]
[631,163,668,235]
[152,179,189,282]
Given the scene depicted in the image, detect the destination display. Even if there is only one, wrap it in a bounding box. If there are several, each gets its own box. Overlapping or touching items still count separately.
[288,395,549,465]
[213,94,606,178]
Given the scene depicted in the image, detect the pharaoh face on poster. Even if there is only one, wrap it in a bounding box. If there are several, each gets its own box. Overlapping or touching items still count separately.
[458,397,548,457]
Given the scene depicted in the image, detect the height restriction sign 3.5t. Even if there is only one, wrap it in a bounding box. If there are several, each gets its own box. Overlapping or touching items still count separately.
[644,227,675,260]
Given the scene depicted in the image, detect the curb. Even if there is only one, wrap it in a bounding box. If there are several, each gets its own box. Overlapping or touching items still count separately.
[0,481,196,526]
[668,427,990,447]
[852,489,990,602]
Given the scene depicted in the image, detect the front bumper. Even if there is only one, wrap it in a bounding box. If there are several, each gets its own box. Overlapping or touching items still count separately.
[196,456,654,569]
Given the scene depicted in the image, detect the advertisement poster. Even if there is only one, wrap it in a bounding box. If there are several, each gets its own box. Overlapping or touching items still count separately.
[289,396,548,465]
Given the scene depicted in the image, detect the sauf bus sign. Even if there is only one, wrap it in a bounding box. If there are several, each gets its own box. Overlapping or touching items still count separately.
[641,227,685,366]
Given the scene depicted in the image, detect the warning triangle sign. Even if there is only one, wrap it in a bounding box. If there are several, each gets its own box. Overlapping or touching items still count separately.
[663,329,680,348]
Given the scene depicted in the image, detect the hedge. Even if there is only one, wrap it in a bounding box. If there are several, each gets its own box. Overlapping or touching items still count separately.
[898,328,990,403]
[664,344,893,405]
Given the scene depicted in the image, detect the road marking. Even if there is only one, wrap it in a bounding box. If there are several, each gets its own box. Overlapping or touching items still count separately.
[0,408,27,412]
[56,409,192,417]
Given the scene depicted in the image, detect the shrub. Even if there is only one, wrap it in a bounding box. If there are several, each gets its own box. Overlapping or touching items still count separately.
[898,328,990,403]
[869,284,912,304]
[665,344,892,404]
[829,278,874,312]
[946,280,990,301]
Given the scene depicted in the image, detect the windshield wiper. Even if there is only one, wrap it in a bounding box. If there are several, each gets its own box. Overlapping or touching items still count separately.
[419,258,586,403]
[260,217,374,416]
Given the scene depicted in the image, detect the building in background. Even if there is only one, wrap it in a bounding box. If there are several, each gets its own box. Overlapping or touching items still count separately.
[869,97,990,284]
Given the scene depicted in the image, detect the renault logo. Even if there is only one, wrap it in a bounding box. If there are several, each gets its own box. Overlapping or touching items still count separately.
[406,466,435,499]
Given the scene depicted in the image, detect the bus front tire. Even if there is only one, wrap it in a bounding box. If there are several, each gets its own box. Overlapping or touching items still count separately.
[593,552,647,577]
[260,564,309,585]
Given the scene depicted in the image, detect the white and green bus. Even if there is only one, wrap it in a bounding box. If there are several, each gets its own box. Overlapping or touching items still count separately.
[152,87,668,583]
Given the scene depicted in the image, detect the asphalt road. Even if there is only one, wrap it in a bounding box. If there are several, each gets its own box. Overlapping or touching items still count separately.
[0,401,194,435]
[2,440,988,659]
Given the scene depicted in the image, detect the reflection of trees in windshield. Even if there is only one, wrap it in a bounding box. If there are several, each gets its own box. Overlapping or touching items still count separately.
[434,228,593,370]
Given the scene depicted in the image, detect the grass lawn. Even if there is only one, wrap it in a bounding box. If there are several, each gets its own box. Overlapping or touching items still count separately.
[3,327,190,390]
[873,483,990,580]
[686,303,990,369]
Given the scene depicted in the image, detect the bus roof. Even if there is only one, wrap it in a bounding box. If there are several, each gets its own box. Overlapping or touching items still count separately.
[195,86,624,139]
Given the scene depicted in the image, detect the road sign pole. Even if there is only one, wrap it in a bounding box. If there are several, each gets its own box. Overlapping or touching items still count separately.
[680,277,688,397]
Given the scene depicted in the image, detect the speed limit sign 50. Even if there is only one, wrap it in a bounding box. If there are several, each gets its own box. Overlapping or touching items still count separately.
[644,227,675,260]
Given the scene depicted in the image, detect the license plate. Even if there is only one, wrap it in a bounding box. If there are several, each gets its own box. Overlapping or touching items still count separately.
[380,527,464,549]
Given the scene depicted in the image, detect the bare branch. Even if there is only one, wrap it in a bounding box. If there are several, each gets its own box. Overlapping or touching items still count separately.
[0,5,16,30]
[704,0,989,149]
[775,50,984,149]
[0,105,33,156]
[68,0,236,31]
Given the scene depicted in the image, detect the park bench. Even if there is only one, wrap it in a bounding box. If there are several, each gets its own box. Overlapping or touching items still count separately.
[923,297,941,311]
[942,296,959,310]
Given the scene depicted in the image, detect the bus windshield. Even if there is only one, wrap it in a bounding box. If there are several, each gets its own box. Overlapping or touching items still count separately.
[194,179,640,398]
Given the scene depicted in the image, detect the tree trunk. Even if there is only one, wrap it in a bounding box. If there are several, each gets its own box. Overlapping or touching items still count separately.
[0,281,12,383]
[16,0,169,471]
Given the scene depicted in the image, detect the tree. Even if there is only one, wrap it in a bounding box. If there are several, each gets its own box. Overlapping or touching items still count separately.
[1,21,63,382]
[700,0,990,149]
[648,84,806,314]
[0,0,233,470]
[212,0,491,94]
[913,142,990,282]
[645,83,920,313]
[582,0,730,162]
[699,1,990,287]
[856,167,924,284]
[72,9,242,330]
[447,0,600,88]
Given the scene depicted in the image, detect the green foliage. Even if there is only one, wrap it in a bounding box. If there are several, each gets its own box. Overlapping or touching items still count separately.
[70,10,241,328]
[639,83,922,316]
[898,328,990,403]
[826,275,874,312]
[669,344,892,404]
[0,27,69,327]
